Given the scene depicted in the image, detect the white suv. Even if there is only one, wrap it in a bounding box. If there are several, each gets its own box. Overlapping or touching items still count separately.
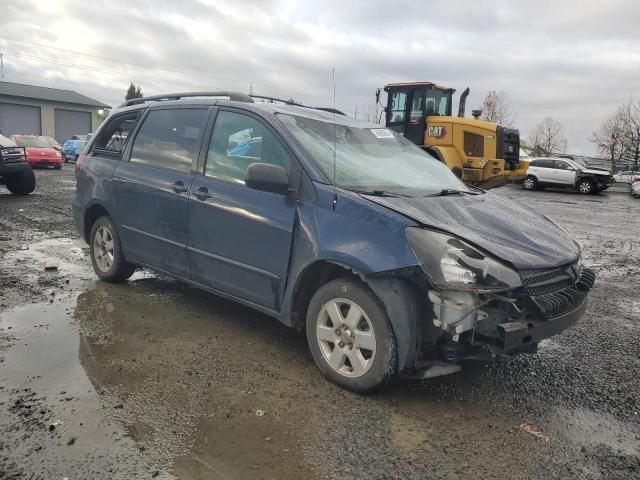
[523,157,613,194]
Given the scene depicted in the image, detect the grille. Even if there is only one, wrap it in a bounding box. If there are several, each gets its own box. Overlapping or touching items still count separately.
[521,265,575,296]
[496,126,520,169]
[531,268,596,318]
[0,146,27,165]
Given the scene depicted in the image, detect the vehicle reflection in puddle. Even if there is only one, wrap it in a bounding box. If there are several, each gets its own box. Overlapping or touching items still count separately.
[74,278,321,479]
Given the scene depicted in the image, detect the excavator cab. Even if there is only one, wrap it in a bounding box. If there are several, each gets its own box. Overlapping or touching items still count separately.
[379,82,523,188]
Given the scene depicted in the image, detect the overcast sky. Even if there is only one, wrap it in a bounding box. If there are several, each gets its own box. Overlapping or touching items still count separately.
[2,0,639,155]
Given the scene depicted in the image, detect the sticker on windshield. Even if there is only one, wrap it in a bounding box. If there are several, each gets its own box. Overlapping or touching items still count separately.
[370,128,394,139]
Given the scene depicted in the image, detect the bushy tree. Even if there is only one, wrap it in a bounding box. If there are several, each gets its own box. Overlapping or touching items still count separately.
[125,82,143,101]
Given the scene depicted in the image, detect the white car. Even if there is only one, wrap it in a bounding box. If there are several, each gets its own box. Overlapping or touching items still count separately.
[613,170,640,184]
[630,177,640,197]
[523,157,613,194]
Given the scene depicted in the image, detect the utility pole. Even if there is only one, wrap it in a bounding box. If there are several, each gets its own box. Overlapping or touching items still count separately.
[0,53,4,80]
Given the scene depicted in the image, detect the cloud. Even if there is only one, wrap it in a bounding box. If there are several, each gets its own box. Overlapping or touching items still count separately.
[1,0,638,155]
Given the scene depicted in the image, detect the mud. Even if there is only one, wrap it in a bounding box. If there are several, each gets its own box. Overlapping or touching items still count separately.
[1,169,639,479]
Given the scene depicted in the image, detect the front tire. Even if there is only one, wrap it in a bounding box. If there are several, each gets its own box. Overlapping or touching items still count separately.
[89,216,135,282]
[577,178,595,194]
[306,279,397,393]
[522,176,538,190]
[4,169,36,195]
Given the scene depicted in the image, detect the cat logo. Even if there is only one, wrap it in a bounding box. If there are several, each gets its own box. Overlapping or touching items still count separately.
[427,126,447,139]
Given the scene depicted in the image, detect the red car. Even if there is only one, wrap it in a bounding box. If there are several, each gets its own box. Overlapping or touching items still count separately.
[11,135,63,169]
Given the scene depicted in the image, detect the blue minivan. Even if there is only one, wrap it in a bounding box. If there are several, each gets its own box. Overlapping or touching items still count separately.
[73,92,595,392]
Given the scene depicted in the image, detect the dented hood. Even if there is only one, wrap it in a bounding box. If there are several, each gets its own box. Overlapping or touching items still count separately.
[363,192,580,271]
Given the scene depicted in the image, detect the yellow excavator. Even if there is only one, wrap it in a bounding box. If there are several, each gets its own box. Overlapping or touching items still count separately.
[378,82,528,189]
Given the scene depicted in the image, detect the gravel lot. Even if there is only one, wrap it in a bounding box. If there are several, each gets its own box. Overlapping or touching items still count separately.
[1,167,639,479]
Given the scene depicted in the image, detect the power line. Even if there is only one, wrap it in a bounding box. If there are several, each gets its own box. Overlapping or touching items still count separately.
[0,36,337,104]
[0,36,252,88]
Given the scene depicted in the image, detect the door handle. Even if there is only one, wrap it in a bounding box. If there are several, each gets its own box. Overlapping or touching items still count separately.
[193,187,212,201]
[172,181,188,194]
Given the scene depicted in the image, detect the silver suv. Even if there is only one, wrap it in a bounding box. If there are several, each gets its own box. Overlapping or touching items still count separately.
[523,157,612,194]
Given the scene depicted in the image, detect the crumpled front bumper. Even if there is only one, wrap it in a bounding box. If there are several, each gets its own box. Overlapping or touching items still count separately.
[494,268,596,353]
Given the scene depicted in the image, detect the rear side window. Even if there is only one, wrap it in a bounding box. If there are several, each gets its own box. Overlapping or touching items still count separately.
[93,112,140,156]
[532,159,553,168]
[204,111,293,186]
[130,108,208,173]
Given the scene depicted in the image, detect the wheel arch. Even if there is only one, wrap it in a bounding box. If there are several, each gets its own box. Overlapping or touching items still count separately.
[425,146,464,179]
[290,259,424,372]
[83,202,113,243]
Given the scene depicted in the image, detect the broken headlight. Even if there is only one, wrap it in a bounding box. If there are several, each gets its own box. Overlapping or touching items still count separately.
[405,228,522,292]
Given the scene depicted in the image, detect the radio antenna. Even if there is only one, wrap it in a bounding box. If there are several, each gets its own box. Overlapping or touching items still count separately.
[332,68,337,210]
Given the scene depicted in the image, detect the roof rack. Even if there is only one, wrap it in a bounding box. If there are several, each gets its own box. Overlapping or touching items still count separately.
[120,91,254,107]
[250,94,346,116]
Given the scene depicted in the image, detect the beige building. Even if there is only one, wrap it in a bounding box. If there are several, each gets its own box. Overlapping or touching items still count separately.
[0,81,110,142]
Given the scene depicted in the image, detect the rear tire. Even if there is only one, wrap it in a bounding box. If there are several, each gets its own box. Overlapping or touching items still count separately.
[306,279,397,394]
[577,178,595,194]
[4,169,36,195]
[522,176,538,190]
[89,216,136,282]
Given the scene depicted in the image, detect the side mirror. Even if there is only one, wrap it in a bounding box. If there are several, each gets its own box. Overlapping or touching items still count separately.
[245,163,290,195]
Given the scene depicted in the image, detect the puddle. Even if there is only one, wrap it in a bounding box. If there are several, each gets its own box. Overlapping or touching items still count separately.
[0,300,160,478]
[72,278,322,479]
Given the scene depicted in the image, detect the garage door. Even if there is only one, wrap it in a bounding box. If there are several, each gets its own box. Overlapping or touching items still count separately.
[0,103,41,136]
[54,109,91,143]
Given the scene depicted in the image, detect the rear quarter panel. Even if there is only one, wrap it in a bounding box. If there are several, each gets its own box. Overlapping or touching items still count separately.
[73,155,122,239]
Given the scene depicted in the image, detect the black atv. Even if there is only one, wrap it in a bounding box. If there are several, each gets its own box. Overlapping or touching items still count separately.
[0,134,36,195]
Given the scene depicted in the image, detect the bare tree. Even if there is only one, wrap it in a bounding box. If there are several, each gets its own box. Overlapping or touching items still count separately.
[590,106,628,169]
[480,90,514,126]
[529,117,567,157]
[621,98,640,169]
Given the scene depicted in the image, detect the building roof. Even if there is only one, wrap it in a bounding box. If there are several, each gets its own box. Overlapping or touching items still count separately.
[0,81,110,108]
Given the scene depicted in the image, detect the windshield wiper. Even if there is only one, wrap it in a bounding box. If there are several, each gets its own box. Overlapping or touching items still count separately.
[348,188,413,198]
[426,188,481,197]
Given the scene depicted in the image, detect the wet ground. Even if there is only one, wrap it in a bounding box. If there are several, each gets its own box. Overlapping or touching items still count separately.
[1,167,639,479]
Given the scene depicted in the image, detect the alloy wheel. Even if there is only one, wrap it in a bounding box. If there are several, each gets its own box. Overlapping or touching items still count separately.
[578,181,592,194]
[316,298,376,378]
[93,225,115,273]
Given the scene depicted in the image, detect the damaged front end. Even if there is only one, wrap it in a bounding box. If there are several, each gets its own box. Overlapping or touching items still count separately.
[406,228,596,370]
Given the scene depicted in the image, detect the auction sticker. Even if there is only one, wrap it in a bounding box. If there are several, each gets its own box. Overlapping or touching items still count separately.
[370,128,394,139]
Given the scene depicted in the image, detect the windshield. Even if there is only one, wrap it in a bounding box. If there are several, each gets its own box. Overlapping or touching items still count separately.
[565,158,586,171]
[42,136,59,147]
[278,114,465,194]
[15,137,51,148]
[426,89,451,116]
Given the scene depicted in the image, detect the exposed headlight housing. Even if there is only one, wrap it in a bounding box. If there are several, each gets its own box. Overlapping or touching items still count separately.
[405,228,522,292]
